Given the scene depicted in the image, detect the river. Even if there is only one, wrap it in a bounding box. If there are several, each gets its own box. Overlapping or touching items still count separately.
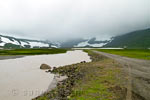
[0,50,91,100]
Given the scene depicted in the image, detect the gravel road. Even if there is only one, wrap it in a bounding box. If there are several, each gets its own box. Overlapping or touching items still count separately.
[93,50,150,100]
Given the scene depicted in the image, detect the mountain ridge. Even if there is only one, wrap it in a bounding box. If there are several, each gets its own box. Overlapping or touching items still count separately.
[104,28,150,49]
[0,28,149,49]
[0,34,58,49]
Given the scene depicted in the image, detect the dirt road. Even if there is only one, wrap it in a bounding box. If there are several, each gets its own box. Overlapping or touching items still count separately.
[93,50,150,100]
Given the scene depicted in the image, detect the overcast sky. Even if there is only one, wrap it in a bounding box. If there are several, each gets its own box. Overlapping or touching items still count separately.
[0,0,149,41]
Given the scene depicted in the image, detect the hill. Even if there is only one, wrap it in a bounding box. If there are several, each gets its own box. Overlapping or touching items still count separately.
[0,34,58,49]
[104,28,150,49]
[60,37,111,48]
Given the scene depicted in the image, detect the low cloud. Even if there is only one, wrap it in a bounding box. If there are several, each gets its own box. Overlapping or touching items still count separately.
[0,0,149,41]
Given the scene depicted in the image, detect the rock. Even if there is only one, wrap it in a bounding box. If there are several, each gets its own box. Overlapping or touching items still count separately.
[80,61,86,63]
[40,64,51,70]
[45,70,51,73]
[45,71,49,73]
[53,67,57,70]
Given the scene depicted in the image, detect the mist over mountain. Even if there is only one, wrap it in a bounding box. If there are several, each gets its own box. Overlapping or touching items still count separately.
[0,28,150,49]
[0,0,149,48]
[0,0,149,41]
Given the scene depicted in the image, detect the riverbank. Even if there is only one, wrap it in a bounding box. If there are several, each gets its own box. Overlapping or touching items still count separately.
[34,50,131,100]
[0,55,24,60]
[0,48,67,55]
[0,48,67,60]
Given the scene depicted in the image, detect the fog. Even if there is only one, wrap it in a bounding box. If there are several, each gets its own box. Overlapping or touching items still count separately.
[0,0,149,41]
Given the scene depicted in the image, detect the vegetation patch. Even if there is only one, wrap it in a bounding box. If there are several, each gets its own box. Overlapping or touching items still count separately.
[95,49,150,60]
[103,28,150,49]
[0,48,67,55]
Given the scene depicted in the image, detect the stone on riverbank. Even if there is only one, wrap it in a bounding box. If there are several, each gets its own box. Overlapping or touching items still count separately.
[40,64,51,70]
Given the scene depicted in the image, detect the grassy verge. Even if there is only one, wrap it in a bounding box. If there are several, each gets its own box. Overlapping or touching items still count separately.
[95,49,150,60]
[70,50,126,100]
[34,50,127,100]
[0,48,67,55]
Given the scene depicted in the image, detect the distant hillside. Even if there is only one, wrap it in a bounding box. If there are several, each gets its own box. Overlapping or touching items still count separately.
[1,28,149,49]
[0,34,58,49]
[60,37,111,48]
[104,29,150,49]
[60,38,86,48]
[74,37,110,48]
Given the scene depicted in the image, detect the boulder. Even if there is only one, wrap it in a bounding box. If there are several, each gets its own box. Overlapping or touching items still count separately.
[40,64,51,70]
[80,61,86,63]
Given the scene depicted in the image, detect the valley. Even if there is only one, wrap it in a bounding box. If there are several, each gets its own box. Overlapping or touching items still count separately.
[0,1,149,100]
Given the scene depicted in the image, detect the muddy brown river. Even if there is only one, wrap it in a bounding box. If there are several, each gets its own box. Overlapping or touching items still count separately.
[0,50,91,100]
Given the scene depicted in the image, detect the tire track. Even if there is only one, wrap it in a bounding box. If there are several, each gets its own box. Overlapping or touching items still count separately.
[93,50,150,100]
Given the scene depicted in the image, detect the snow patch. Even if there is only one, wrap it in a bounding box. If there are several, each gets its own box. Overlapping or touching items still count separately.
[1,37,20,45]
[0,36,53,48]
[75,41,107,47]
[20,41,29,47]
[28,42,49,48]
[51,45,58,48]
[0,42,5,46]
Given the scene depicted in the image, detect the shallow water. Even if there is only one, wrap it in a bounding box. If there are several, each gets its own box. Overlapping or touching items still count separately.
[0,50,91,100]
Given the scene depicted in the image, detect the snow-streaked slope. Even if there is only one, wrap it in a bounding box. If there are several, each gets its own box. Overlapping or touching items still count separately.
[0,35,57,48]
[75,41,107,47]
[0,35,112,48]
[28,42,49,48]
[74,37,111,47]
[0,42,5,46]
[1,37,20,45]
[20,41,29,46]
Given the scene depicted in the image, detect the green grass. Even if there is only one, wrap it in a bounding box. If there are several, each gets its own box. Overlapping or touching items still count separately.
[0,48,67,55]
[95,49,150,60]
[69,51,125,100]
[69,60,123,100]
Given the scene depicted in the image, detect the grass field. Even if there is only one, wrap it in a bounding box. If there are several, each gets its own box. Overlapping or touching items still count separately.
[95,49,150,60]
[69,50,125,100]
[0,48,67,55]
